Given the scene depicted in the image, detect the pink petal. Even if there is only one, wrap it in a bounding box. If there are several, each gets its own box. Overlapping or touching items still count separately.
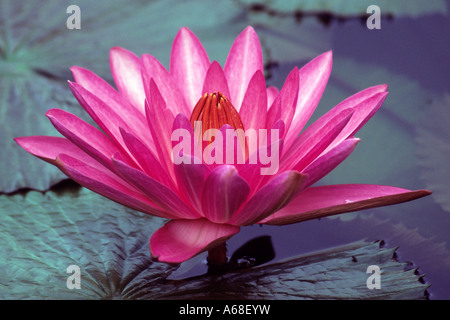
[326,92,388,152]
[68,81,156,156]
[266,86,279,110]
[303,137,360,187]
[238,138,284,191]
[173,155,209,214]
[112,156,200,219]
[150,219,240,263]
[266,67,299,133]
[120,128,176,189]
[70,66,137,117]
[284,51,333,151]
[239,70,267,132]
[145,80,176,179]
[224,26,264,110]
[228,171,307,226]
[202,165,250,223]
[202,61,231,99]
[15,136,90,165]
[171,113,202,159]
[46,109,128,173]
[300,85,388,150]
[70,67,154,151]
[141,53,190,116]
[280,109,354,172]
[261,184,432,225]
[265,94,281,134]
[170,27,210,110]
[110,47,146,114]
[55,153,171,219]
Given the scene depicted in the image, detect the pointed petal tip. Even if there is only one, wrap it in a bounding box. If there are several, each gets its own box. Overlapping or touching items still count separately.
[109,46,131,56]
[174,26,197,41]
[317,50,333,63]
[261,185,433,226]
[242,25,257,34]
[69,65,82,76]
[44,108,60,118]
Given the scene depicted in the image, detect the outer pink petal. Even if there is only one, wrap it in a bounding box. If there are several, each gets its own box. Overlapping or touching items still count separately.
[239,70,267,132]
[170,27,210,110]
[150,219,240,263]
[71,66,139,119]
[14,137,153,216]
[112,156,200,219]
[202,61,231,99]
[303,137,360,187]
[280,109,354,172]
[224,26,264,110]
[300,85,388,150]
[145,80,176,179]
[228,171,308,226]
[326,92,388,152]
[284,51,333,151]
[70,67,154,152]
[261,184,432,225]
[15,136,90,166]
[141,53,190,116]
[202,165,250,224]
[46,109,128,173]
[110,47,146,114]
[56,153,170,219]
[68,81,156,157]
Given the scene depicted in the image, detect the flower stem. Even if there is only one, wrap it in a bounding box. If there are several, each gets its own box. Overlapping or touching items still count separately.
[207,242,228,274]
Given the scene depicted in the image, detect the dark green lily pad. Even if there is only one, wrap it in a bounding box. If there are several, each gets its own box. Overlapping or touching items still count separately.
[0,185,428,299]
[162,240,428,300]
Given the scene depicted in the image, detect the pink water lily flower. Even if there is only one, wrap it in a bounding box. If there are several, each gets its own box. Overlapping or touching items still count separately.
[16,26,430,264]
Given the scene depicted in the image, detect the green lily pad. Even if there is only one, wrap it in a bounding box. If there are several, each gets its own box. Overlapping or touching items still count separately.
[0,183,176,299]
[164,240,428,300]
[0,185,428,299]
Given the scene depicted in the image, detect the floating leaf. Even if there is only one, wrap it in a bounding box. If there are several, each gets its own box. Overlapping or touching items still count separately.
[160,240,428,300]
[0,184,176,299]
[0,186,428,299]
[416,94,450,213]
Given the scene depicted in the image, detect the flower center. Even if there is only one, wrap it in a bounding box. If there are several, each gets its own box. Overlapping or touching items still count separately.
[190,92,248,158]
[189,92,245,135]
